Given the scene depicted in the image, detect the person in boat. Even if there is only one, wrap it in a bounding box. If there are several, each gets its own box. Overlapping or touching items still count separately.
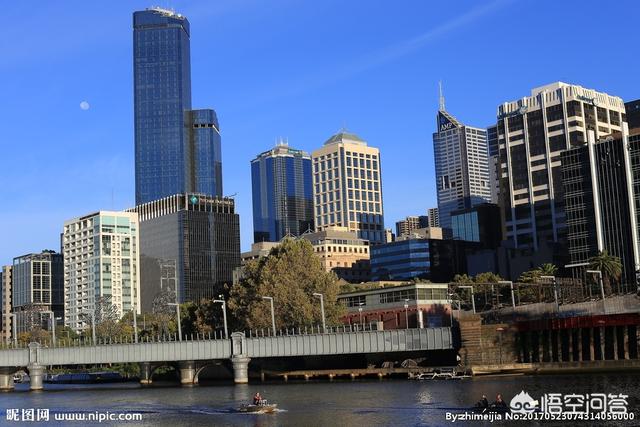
[253,392,263,405]
[476,395,489,409]
[492,394,508,409]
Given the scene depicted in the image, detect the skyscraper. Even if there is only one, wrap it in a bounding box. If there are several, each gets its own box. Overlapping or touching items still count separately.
[63,212,141,332]
[427,207,440,227]
[496,82,626,255]
[312,131,385,244]
[396,215,429,237]
[432,89,491,230]
[1,265,12,342]
[130,193,240,311]
[562,125,639,288]
[251,141,313,242]
[133,8,222,204]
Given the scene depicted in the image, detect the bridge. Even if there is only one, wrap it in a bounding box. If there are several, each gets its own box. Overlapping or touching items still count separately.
[0,327,453,391]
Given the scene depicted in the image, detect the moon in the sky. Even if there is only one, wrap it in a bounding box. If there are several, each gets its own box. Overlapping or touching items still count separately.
[80,101,90,110]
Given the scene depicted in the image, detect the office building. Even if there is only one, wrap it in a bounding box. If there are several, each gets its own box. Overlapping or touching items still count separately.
[626,100,640,131]
[395,215,429,238]
[562,125,639,287]
[134,8,223,204]
[370,238,471,282]
[433,91,491,230]
[487,124,500,204]
[312,131,385,244]
[300,226,371,283]
[1,266,12,342]
[384,228,395,243]
[12,251,64,334]
[251,141,313,242]
[130,193,240,311]
[496,82,626,258]
[451,203,502,248]
[427,208,440,227]
[338,283,451,328]
[63,212,141,332]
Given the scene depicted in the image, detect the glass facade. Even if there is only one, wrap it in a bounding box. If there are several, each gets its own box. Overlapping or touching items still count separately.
[134,8,192,204]
[251,144,313,242]
[451,211,480,242]
[370,239,430,281]
[187,109,223,197]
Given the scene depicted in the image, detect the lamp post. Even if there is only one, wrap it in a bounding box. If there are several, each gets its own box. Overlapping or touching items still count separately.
[498,281,516,310]
[132,302,138,343]
[357,302,364,328]
[540,275,559,311]
[167,303,182,341]
[262,296,276,336]
[456,285,476,314]
[313,293,326,333]
[586,270,606,313]
[83,311,96,345]
[403,299,409,329]
[213,295,228,339]
[43,311,55,347]
[447,294,454,327]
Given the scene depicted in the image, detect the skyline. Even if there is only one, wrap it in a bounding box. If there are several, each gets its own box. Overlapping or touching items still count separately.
[2,0,640,264]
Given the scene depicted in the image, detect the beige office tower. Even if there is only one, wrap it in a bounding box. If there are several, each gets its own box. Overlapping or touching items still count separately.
[497,82,626,251]
[62,211,141,332]
[1,265,12,342]
[312,131,385,244]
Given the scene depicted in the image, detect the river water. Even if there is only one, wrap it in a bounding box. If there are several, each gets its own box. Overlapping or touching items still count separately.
[2,374,639,426]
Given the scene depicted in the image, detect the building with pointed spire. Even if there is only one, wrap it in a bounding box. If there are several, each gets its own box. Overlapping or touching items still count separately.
[432,86,491,230]
[251,140,314,242]
[312,130,385,244]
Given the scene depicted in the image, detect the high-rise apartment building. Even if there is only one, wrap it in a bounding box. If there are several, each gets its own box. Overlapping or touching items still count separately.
[312,131,385,244]
[1,266,12,342]
[395,215,429,238]
[63,212,141,332]
[251,142,313,242]
[130,193,240,311]
[12,251,64,334]
[562,125,639,288]
[626,99,640,131]
[496,82,626,255]
[433,93,491,230]
[427,208,440,227]
[133,8,222,204]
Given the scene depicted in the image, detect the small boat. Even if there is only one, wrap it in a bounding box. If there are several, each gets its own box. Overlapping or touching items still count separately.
[237,403,278,414]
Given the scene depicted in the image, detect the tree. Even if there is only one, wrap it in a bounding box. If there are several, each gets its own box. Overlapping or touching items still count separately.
[151,287,179,336]
[228,238,345,331]
[588,250,622,295]
[452,274,473,284]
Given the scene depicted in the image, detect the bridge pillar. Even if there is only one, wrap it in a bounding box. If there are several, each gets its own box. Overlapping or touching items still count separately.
[27,365,44,391]
[139,362,152,385]
[0,368,15,391]
[231,357,251,384]
[179,361,197,386]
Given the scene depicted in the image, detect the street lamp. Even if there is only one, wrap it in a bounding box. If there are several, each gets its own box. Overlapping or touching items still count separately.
[357,302,364,327]
[404,299,409,329]
[167,303,182,341]
[456,285,477,314]
[586,270,606,313]
[498,281,516,310]
[261,296,276,336]
[43,311,56,347]
[132,302,138,343]
[213,295,228,339]
[82,311,96,345]
[313,293,326,333]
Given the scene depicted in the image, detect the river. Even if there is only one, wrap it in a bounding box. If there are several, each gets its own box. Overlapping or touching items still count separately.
[2,374,639,426]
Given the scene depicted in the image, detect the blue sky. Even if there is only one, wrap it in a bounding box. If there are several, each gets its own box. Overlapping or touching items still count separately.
[1,0,639,264]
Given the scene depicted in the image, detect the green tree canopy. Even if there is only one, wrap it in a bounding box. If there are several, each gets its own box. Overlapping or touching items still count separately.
[228,238,344,331]
[588,250,622,295]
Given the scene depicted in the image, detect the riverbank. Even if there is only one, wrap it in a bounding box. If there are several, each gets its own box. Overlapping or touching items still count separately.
[470,359,640,376]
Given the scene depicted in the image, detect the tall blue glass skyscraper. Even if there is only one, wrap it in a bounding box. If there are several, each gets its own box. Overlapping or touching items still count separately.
[251,142,314,242]
[133,8,222,204]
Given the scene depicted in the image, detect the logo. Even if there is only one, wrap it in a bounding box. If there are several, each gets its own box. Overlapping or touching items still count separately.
[189,195,198,204]
[510,391,538,413]
[518,105,528,115]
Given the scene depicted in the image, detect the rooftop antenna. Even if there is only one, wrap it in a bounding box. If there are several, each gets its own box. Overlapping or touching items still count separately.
[439,81,446,111]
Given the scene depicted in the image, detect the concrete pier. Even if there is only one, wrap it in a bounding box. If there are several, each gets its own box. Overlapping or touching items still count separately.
[139,362,152,385]
[231,357,251,384]
[27,365,44,391]
[0,368,15,391]
[179,361,197,386]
